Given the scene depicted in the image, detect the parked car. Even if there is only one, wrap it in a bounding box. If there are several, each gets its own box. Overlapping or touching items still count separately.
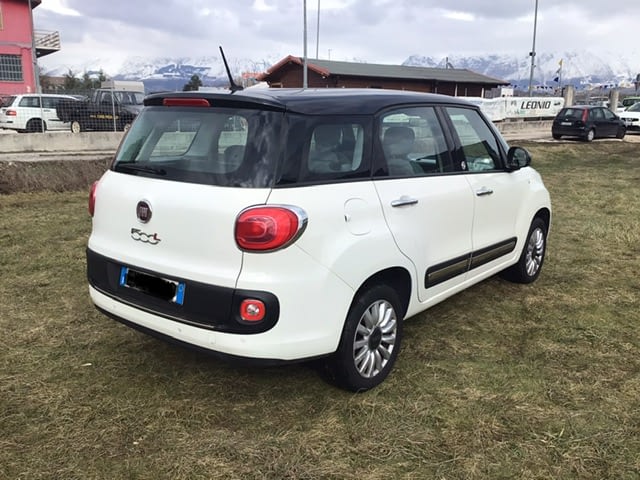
[56,88,144,133]
[552,105,626,141]
[0,93,80,133]
[619,102,640,131]
[621,96,640,109]
[87,88,552,391]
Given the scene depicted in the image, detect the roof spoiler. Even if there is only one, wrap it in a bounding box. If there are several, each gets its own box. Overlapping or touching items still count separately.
[219,46,243,93]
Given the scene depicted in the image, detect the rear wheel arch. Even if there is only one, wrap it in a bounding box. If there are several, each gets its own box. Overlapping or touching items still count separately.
[351,267,412,320]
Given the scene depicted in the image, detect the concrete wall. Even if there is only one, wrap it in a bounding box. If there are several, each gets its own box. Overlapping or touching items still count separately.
[0,131,123,153]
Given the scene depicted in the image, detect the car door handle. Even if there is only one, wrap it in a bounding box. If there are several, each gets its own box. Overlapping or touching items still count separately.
[475,187,494,197]
[391,195,419,207]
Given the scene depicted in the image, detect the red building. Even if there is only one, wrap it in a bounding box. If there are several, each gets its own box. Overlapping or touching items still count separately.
[0,0,60,95]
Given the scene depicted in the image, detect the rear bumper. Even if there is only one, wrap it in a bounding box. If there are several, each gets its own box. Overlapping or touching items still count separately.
[87,248,279,334]
[87,247,351,361]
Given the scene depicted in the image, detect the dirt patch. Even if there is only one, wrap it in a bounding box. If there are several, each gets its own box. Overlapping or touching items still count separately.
[0,158,111,194]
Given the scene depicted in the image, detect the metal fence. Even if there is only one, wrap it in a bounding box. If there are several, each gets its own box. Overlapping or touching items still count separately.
[0,88,146,134]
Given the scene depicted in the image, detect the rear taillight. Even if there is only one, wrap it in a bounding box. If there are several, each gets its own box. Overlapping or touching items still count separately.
[235,205,307,252]
[5,109,17,116]
[581,109,589,122]
[88,181,98,216]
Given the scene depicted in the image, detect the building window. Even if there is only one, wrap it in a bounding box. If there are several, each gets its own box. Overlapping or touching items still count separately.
[0,5,3,30]
[0,55,24,82]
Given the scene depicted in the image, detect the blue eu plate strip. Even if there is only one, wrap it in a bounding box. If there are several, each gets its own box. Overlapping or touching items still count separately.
[175,283,186,305]
[119,267,128,286]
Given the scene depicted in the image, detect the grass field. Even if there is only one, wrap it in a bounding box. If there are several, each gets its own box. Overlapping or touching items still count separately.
[1,141,639,479]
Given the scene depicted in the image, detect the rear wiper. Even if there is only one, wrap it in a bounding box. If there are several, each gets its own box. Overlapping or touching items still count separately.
[115,163,167,176]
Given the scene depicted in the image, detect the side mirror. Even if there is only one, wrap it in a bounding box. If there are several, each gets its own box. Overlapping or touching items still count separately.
[506,146,531,171]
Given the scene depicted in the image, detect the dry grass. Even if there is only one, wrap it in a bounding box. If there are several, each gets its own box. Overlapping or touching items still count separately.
[0,158,109,194]
[1,140,639,479]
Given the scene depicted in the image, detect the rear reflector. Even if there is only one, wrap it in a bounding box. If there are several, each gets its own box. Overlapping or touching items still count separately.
[240,299,266,322]
[162,98,210,107]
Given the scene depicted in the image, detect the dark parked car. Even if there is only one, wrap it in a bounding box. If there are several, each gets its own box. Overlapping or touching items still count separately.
[552,105,626,142]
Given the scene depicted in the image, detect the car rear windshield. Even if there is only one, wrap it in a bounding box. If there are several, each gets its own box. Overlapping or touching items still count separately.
[113,106,283,188]
[557,108,584,120]
[1,96,16,107]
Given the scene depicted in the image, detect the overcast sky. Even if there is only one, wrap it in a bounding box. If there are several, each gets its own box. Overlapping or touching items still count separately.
[34,0,640,74]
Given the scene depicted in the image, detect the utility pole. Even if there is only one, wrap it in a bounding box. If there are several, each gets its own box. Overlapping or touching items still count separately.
[315,0,320,59]
[28,0,40,94]
[528,0,539,96]
[303,0,308,88]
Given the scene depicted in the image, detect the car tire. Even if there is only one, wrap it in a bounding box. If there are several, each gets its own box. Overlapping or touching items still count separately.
[616,127,626,139]
[584,129,595,142]
[324,284,403,392]
[552,134,561,140]
[501,217,547,284]
[70,120,82,134]
[26,118,45,133]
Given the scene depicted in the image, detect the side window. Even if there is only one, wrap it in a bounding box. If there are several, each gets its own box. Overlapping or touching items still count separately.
[379,107,453,177]
[445,107,501,172]
[602,108,615,120]
[42,97,58,109]
[19,96,40,108]
[591,108,603,120]
[308,123,365,174]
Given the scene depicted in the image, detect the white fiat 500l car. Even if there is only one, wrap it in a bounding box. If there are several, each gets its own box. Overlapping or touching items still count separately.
[87,88,551,391]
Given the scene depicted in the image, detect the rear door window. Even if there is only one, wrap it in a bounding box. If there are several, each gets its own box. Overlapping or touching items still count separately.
[276,115,371,186]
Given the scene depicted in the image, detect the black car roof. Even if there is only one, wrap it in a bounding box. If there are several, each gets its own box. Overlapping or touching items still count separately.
[145,88,476,115]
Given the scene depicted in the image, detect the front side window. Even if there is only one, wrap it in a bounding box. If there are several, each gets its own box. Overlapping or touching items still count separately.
[0,55,23,82]
[378,107,453,177]
[445,107,502,172]
[113,106,282,188]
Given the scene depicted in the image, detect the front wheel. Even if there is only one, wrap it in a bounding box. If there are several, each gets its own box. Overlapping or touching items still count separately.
[324,284,403,392]
[501,217,547,284]
[552,133,561,140]
[616,126,626,139]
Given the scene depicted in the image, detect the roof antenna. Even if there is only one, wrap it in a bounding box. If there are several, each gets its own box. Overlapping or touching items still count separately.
[219,46,243,93]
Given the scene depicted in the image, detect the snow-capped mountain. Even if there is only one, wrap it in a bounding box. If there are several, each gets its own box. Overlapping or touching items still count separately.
[42,50,640,92]
[404,50,640,89]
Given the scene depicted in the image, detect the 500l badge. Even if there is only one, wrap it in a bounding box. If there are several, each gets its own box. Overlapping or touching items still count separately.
[131,228,161,245]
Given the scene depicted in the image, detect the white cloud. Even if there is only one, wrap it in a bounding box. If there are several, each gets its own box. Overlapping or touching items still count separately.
[33,0,640,73]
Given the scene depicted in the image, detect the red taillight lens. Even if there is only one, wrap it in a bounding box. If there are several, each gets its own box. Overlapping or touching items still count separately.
[88,181,98,216]
[235,206,307,252]
[240,299,266,322]
[162,98,209,107]
[581,109,589,122]
[5,109,17,116]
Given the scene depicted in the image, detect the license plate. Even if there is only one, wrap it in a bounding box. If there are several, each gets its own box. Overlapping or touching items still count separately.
[560,122,572,126]
[119,266,185,305]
